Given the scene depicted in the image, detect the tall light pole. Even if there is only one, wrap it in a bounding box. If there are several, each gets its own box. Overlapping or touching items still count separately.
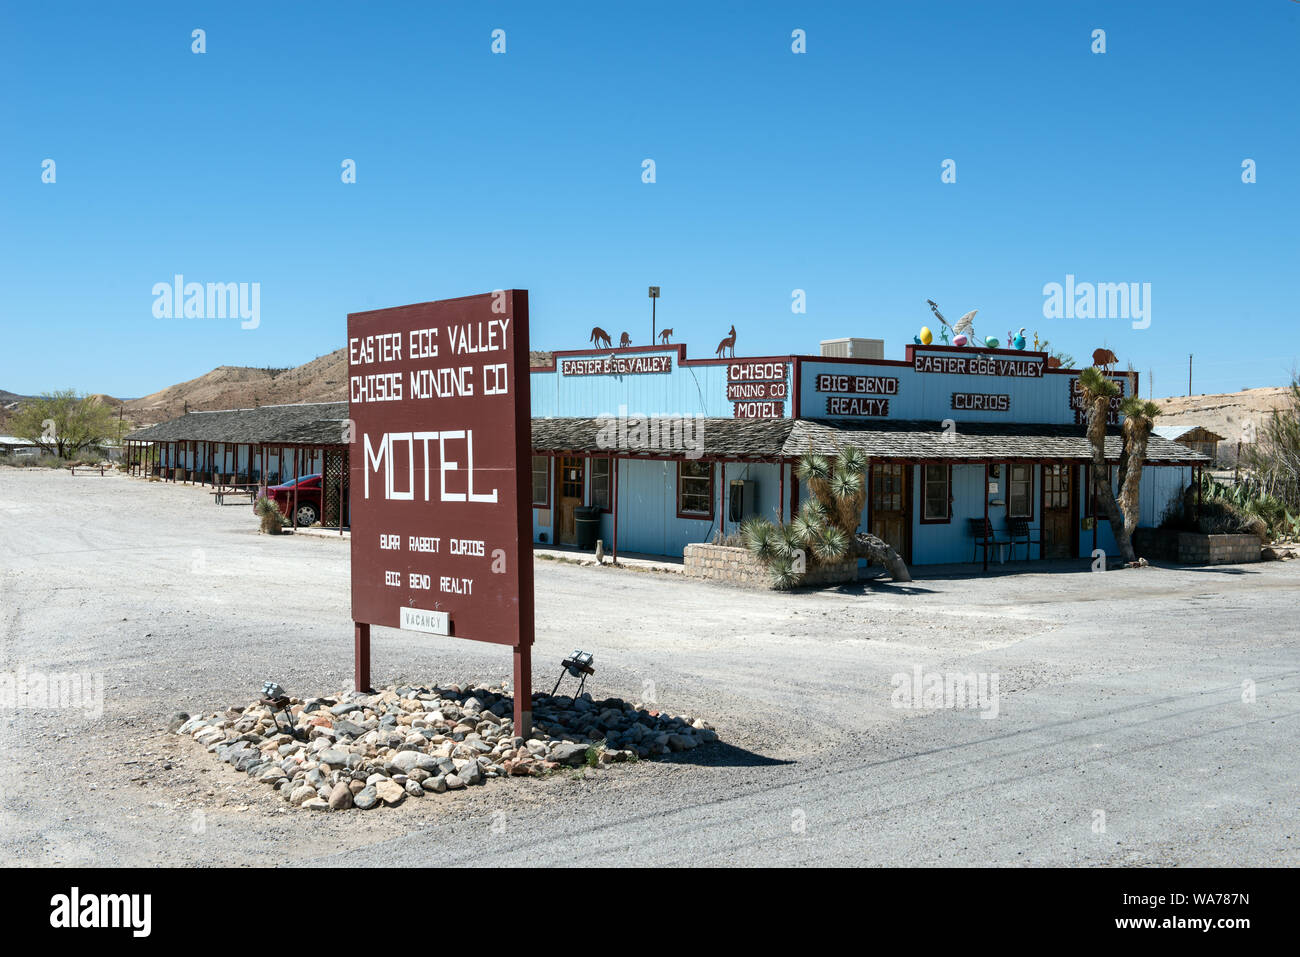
[648,286,660,344]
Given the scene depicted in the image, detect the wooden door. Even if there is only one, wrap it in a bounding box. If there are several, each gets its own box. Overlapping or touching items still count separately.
[1042,464,1075,559]
[557,456,585,545]
[870,464,911,563]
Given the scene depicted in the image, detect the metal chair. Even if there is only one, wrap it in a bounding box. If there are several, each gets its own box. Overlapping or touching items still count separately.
[1008,519,1040,560]
[968,518,1010,563]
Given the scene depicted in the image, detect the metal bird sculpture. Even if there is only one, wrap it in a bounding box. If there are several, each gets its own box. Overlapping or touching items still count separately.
[927,300,979,347]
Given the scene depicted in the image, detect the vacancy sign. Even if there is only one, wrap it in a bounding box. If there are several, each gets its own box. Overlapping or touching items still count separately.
[347,291,535,679]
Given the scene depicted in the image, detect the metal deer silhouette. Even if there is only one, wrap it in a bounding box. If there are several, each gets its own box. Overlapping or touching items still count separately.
[589,326,612,349]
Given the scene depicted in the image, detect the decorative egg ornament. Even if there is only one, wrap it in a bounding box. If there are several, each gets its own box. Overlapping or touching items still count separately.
[919,326,933,345]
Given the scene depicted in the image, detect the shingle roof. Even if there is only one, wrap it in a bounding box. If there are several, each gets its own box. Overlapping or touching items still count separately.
[129,405,1210,464]
[127,402,349,445]
[531,416,1210,463]
[531,415,796,459]
[788,419,1208,463]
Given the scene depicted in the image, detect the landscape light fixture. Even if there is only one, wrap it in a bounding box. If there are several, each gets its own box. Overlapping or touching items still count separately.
[648,285,660,344]
[259,680,297,738]
[551,650,595,698]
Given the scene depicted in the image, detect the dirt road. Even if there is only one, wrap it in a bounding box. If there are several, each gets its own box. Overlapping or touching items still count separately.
[1,468,1296,865]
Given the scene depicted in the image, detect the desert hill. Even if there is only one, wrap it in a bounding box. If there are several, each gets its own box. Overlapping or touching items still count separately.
[1152,386,1294,453]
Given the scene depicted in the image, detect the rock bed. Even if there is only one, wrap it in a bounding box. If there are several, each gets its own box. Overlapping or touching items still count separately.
[172,682,718,811]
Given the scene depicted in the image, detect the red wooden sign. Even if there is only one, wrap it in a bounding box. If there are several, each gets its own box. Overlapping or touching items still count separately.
[734,400,784,418]
[347,291,534,733]
[913,353,1044,378]
[727,361,787,382]
[814,373,899,395]
[727,381,787,402]
[951,392,1010,411]
[561,354,672,376]
[826,396,890,417]
[1069,377,1124,425]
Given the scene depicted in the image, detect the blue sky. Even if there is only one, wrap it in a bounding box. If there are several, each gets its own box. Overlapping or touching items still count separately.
[2,1,1297,399]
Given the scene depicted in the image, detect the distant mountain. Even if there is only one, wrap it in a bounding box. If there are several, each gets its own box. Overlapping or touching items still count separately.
[122,349,350,426]
[122,347,558,427]
[3,341,562,434]
[0,390,31,432]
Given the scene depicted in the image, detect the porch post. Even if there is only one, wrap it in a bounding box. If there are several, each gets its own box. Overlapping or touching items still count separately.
[292,447,300,529]
[778,459,785,524]
[1090,465,1097,554]
[983,462,990,572]
[611,455,620,563]
[719,460,726,537]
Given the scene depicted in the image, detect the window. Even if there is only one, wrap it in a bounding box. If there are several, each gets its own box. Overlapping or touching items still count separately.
[871,465,906,513]
[531,455,549,507]
[922,464,951,522]
[591,457,611,511]
[1008,464,1032,518]
[1043,464,1070,510]
[677,460,713,518]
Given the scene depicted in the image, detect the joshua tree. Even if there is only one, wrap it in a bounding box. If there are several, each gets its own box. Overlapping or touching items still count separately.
[1078,366,1162,565]
[742,448,911,586]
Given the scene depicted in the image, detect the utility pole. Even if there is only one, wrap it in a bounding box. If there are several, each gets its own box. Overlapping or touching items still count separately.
[1188,354,1194,396]
[648,286,660,344]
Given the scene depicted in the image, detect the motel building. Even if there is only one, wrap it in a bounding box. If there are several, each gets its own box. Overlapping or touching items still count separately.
[126,335,1209,570]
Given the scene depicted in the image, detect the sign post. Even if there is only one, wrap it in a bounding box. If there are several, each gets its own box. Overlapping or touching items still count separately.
[346,291,534,736]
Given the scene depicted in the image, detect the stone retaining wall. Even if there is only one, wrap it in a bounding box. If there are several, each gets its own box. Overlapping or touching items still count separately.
[1133,529,1261,565]
[682,544,859,588]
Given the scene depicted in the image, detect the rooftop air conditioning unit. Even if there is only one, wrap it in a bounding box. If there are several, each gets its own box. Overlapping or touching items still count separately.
[819,337,884,359]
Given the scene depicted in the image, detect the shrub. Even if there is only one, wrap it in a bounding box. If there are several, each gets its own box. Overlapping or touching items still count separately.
[255,494,286,535]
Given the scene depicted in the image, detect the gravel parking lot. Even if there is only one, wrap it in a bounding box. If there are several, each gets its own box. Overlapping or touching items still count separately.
[1,467,1297,866]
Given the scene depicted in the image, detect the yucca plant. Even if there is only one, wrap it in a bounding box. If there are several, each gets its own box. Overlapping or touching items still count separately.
[789,500,825,544]
[256,493,286,535]
[774,521,806,561]
[741,448,910,586]
[740,517,777,560]
[811,524,851,563]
